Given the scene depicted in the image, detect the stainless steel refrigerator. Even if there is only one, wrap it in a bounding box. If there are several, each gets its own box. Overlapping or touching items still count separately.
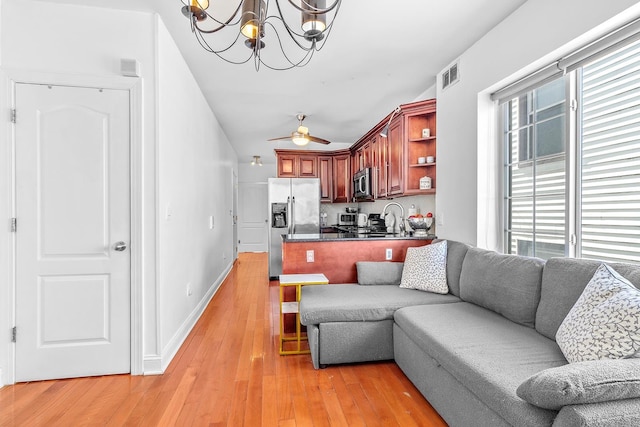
[268,177,320,279]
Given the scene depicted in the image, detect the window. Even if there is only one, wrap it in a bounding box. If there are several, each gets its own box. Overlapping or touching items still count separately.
[501,37,640,264]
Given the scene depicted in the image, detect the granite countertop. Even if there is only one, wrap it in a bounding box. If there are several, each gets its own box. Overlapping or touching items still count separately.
[282,232,437,242]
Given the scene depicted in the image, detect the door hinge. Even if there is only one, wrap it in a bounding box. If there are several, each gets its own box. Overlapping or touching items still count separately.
[11,327,16,343]
[11,217,17,232]
[10,109,16,124]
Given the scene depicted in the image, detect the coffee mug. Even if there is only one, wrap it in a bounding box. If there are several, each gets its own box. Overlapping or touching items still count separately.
[418,157,426,164]
[426,156,434,163]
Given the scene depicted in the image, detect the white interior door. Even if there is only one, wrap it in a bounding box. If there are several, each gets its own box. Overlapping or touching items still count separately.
[238,182,268,252]
[15,83,131,382]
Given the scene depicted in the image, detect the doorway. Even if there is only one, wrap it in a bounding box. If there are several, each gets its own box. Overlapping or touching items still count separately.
[238,182,268,252]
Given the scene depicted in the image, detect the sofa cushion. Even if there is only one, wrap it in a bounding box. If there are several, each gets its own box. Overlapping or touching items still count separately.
[517,358,640,410]
[556,264,640,363]
[299,284,460,325]
[459,248,545,327]
[536,258,640,340]
[553,398,640,427]
[441,239,472,297]
[394,302,564,427]
[356,261,404,285]
[400,241,448,294]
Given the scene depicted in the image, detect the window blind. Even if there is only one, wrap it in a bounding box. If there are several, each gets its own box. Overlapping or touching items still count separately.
[580,38,640,263]
[492,17,640,103]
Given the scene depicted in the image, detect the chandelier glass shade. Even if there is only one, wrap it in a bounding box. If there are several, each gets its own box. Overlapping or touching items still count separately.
[180,0,342,70]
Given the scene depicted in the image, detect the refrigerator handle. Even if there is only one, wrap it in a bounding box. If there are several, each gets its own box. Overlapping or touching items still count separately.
[291,196,296,233]
[287,196,292,234]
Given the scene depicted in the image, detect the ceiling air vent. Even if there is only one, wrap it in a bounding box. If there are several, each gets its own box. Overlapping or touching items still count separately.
[442,60,460,90]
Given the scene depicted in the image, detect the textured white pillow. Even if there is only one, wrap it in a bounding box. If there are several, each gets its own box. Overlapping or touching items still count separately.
[556,263,640,363]
[400,240,448,294]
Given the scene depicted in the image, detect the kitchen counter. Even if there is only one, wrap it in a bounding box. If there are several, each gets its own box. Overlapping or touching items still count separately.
[283,232,436,242]
[282,231,436,283]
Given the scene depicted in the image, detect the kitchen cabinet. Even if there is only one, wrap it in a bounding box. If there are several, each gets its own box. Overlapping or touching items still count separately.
[387,116,404,196]
[353,141,371,173]
[350,98,436,199]
[277,152,318,178]
[402,99,437,195]
[276,149,350,203]
[318,155,333,202]
[371,134,387,198]
[274,98,436,201]
[332,153,351,203]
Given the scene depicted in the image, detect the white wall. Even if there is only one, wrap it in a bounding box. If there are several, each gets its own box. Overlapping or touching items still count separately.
[0,0,237,384]
[156,20,237,370]
[435,0,640,247]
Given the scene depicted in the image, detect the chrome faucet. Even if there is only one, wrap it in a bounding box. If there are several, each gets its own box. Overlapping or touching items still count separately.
[382,202,405,235]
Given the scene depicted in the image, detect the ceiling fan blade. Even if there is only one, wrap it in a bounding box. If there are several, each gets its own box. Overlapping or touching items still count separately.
[267,136,294,141]
[308,135,331,145]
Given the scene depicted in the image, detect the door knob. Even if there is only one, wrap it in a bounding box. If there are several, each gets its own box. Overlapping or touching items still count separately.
[114,241,127,252]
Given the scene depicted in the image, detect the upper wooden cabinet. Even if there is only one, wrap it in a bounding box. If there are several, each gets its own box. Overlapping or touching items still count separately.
[332,153,351,203]
[351,98,436,198]
[318,155,333,202]
[276,149,351,203]
[402,99,437,195]
[277,152,318,178]
[274,99,436,202]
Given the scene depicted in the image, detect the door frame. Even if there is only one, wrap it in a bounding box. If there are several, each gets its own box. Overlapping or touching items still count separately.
[3,70,144,384]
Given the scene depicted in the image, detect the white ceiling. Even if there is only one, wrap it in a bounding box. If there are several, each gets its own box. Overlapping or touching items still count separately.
[37,0,527,164]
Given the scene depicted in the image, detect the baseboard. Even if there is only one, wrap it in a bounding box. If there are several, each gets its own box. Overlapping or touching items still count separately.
[143,356,163,375]
[158,262,234,373]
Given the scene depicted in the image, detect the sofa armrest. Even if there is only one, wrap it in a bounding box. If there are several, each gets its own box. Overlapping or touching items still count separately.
[553,398,640,427]
[517,358,640,410]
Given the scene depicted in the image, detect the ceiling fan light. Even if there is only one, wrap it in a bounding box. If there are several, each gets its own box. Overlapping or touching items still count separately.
[292,132,310,146]
[241,0,265,39]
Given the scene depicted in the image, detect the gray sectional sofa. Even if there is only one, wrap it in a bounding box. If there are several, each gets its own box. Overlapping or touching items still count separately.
[299,240,640,426]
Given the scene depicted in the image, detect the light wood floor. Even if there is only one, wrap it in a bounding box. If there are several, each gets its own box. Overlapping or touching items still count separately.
[0,252,447,426]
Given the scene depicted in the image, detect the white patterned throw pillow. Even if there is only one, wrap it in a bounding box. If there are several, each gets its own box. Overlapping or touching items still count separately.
[556,264,640,363]
[400,240,448,294]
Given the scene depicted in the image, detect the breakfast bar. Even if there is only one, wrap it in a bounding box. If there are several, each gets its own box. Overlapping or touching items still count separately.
[282,232,435,284]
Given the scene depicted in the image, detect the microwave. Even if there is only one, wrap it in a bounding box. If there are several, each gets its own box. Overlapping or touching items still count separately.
[353,168,372,200]
[337,212,357,226]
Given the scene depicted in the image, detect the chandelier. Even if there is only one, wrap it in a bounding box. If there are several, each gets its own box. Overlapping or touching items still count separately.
[180,0,342,71]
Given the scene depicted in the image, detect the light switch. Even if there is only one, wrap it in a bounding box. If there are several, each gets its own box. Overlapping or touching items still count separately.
[385,248,393,260]
[209,215,214,229]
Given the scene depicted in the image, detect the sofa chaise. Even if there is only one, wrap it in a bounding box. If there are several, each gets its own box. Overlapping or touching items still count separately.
[299,240,640,426]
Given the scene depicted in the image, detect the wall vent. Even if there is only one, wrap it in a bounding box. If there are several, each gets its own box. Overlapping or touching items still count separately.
[442,60,460,90]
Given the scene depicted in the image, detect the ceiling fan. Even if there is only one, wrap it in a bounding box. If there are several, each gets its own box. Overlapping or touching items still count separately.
[268,114,331,146]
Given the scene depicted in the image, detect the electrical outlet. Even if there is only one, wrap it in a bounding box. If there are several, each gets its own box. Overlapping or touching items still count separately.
[385,248,392,260]
[437,212,444,226]
[306,250,314,262]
